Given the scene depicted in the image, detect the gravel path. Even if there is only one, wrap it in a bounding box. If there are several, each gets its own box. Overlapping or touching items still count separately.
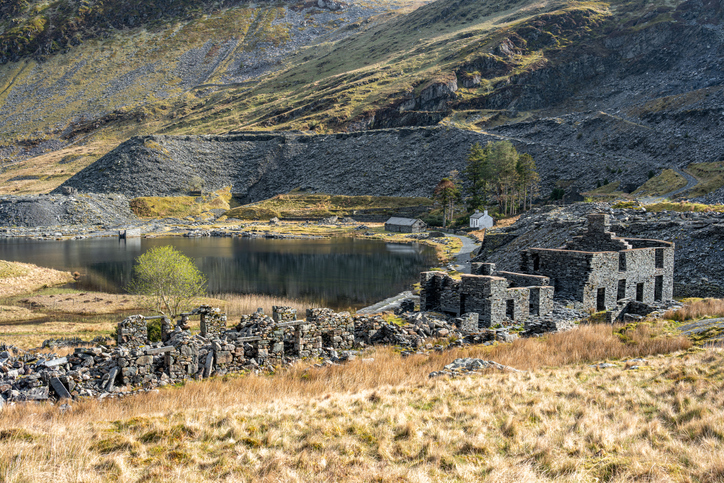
[638,168,700,203]
[447,234,481,274]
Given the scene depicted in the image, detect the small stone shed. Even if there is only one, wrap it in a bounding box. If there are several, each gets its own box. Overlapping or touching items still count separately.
[470,210,494,229]
[384,217,426,233]
[520,213,675,311]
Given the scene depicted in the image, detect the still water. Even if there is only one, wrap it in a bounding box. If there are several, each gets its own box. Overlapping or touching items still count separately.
[0,237,437,309]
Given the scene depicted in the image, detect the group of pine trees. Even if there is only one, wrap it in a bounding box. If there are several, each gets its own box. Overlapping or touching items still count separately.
[433,140,540,227]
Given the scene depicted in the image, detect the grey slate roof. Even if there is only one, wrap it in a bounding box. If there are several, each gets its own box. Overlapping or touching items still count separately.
[385,217,423,226]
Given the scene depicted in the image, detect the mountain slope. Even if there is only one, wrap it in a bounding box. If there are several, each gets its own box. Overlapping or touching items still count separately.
[1,0,724,198]
[0,0,423,192]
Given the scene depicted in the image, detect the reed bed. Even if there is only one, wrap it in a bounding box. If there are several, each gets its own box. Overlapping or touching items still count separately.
[212,293,321,318]
[665,297,724,322]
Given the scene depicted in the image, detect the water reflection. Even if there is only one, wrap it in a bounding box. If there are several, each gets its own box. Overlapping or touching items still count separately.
[0,237,436,309]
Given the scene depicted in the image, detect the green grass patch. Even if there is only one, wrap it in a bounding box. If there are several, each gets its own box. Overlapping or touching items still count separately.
[612,200,640,209]
[224,193,432,220]
[0,261,28,279]
[130,187,232,219]
[642,201,724,213]
[583,181,630,202]
[632,169,687,197]
[686,162,724,198]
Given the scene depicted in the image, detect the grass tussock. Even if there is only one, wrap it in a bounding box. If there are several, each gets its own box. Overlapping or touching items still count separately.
[0,322,706,482]
[0,261,29,279]
[665,298,724,322]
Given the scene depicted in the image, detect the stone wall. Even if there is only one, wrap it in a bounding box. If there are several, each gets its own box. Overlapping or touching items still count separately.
[272,306,297,322]
[522,214,675,311]
[198,306,227,337]
[116,315,147,349]
[420,271,462,315]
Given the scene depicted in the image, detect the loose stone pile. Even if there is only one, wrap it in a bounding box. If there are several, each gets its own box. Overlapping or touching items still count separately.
[522,302,586,336]
[2,289,621,405]
[429,358,522,378]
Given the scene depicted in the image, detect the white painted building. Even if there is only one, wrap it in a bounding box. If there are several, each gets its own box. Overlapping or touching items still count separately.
[470,210,493,229]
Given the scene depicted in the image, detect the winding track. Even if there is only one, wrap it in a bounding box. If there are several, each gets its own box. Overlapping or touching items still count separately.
[446,234,481,274]
[637,168,700,204]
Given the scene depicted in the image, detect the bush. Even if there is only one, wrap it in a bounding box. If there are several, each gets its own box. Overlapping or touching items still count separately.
[147,319,163,342]
[128,245,207,317]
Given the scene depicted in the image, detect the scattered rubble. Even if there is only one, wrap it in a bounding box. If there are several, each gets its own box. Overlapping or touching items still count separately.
[42,336,112,349]
[429,358,522,378]
[0,299,566,406]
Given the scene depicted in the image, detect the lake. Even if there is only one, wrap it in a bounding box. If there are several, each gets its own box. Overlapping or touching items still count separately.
[0,236,437,309]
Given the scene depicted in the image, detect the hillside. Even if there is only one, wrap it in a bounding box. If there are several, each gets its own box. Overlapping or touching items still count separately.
[1,0,723,198]
[53,126,665,200]
[0,0,424,191]
[2,324,715,482]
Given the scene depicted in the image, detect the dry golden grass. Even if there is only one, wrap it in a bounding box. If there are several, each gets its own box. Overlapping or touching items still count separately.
[0,323,705,482]
[0,261,74,298]
[469,229,486,242]
[214,293,320,318]
[665,298,724,322]
[0,314,120,349]
[491,215,520,229]
[0,305,44,323]
[0,140,111,195]
[18,291,148,315]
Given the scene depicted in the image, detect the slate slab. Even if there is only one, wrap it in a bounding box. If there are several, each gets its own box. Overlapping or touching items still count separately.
[105,367,119,392]
[50,377,71,399]
[43,357,68,368]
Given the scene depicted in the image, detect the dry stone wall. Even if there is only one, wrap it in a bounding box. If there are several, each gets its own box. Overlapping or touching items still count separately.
[116,315,147,349]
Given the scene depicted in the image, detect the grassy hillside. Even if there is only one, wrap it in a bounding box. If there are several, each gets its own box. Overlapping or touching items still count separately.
[223,193,433,220]
[0,0,718,197]
[0,0,424,193]
[1,321,714,481]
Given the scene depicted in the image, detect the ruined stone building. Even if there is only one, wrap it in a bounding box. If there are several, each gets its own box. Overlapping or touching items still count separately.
[420,263,554,326]
[520,213,674,311]
[420,213,674,325]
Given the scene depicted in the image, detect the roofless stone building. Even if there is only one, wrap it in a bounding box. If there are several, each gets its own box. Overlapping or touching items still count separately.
[420,213,674,325]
